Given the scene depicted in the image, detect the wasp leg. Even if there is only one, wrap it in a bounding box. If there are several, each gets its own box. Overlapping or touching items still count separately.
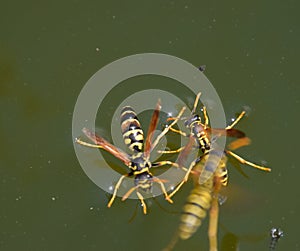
[152,160,194,175]
[158,146,185,154]
[122,185,138,201]
[136,191,147,214]
[152,176,173,204]
[162,231,179,251]
[191,92,201,114]
[151,106,186,151]
[121,185,148,214]
[208,202,219,251]
[152,161,196,176]
[226,111,246,129]
[167,157,199,199]
[108,174,127,208]
[152,160,180,169]
[226,150,271,172]
[169,127,188,137]
[208,176,222,251]
[75,138,104,148]
[152,160,188,203]
[202,106,209,127]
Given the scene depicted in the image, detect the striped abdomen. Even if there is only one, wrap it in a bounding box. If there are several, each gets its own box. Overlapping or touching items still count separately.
[215,153,228,186]
[179,177,213,240]
[198,150,228,186]
[178,150,228,240]
[120,106,144,153]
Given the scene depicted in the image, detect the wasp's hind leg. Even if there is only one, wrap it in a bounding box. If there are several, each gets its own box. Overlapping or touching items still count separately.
[226,150,271,172]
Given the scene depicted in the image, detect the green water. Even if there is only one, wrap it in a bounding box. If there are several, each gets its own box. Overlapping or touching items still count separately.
[1,1,299,250]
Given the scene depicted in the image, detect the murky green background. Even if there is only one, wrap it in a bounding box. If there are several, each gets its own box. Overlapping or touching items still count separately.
[1,1,298,250]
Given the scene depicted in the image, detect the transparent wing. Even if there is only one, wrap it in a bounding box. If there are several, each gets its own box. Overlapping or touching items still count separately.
[81,127,131,166]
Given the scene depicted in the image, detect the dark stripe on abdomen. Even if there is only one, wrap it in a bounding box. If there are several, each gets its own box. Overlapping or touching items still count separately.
[178,185,212,240]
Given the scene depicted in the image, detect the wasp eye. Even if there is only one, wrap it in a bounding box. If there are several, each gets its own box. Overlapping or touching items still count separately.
[194,115,200,121]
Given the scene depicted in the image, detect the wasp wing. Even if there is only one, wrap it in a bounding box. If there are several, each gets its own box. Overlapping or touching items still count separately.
[144,99,161,159]
[82,127,131,166]
[208,128,246,138]
[227,137,251,150]
[177,134,196,167]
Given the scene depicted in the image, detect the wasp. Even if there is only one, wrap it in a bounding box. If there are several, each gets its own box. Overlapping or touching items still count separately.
[162,92,271,199]
[160,92,246,155]
[176,150,224,241]
[163,137,252,251]
[75,100,186,214]
[163,92,271,250]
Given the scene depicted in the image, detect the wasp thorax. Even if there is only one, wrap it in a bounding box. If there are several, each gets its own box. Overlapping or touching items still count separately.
[130,154,151,172]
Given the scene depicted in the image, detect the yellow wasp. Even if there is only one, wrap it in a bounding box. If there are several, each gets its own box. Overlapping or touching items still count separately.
[164,137,255,251]
[162,92,271,250]
[76,100,186,214]
[162,92,271,199]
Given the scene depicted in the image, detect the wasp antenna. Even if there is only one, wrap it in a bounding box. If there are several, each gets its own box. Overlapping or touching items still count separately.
[191,92,201,114]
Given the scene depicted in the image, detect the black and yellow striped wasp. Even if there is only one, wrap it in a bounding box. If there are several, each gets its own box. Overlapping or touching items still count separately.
[163,148,226,251]
[165,138,258,251]
[163,123,258,250]
[162,92,271,199]
[162,92,271,250]
[75,100,186,214]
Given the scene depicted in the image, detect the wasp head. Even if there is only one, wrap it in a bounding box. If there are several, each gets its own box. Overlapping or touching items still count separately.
[184,114,201,127]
